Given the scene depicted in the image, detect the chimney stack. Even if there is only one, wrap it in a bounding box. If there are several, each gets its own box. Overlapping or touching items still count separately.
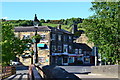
[72,24,78,34]
[57,24,61,29]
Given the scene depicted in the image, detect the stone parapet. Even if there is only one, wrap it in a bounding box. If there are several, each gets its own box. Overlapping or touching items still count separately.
[91,65,120,78]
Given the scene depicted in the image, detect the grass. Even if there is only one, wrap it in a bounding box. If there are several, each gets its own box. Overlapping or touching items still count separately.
[42,23,71,31]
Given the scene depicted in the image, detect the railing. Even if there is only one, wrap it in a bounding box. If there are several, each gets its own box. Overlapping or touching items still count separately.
[28,64,43,80]
[0,65,16,80]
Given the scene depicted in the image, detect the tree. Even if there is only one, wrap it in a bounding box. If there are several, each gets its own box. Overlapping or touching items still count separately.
[82,2,120,64]
[1,23,31,66]
[40,19,45,23]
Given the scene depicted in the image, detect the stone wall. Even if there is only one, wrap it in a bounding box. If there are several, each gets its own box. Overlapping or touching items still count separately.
[91,65,120,78]
[41,65,80,80]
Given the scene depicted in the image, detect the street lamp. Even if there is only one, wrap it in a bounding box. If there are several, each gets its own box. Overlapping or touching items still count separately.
[33,14,39,64]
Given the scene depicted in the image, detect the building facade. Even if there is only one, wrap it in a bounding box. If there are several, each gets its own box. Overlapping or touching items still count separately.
[14,25,95,66]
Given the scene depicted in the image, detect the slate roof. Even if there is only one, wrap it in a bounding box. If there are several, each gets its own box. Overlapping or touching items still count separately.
[73,43,92,51]
[14,26,72,34]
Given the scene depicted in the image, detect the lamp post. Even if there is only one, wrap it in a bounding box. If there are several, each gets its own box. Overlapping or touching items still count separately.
[33,14,39,64]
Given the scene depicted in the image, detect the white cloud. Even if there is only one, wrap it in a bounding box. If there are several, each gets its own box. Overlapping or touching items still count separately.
[2,17,8,19]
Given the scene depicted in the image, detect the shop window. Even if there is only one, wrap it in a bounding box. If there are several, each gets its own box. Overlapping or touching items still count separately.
[63,57,68,63]
[84,57,89,62]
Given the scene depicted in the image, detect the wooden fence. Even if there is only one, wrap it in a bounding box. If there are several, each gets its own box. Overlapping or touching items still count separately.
[0,65,16,80]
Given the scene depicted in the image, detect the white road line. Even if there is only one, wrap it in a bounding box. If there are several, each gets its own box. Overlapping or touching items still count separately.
[14,75,21,78]
[22,74,28,78]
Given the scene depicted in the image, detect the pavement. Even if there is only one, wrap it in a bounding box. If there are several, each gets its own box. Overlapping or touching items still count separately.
[59,66,119,80]
[4,65,29,80]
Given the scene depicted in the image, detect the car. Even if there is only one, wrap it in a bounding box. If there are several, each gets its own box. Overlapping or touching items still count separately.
[10,61,20,66]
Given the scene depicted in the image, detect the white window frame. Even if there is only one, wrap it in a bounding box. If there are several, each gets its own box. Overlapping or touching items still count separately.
[69,36,72,42]
[52,45,56,52]
[58,35,62,41]
[52,34,56,40]
[69,45,72,52]
[75,49,78,54]
[63,44,68,53]
[23,35,30,39]
[40,34,46,40]
[79,49,82,54]
[58,45,62,52]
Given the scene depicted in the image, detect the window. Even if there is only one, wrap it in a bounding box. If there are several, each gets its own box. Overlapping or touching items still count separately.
[58,35,62,41]
[39,57,45,63]
[84,51,87,55]
[63,45,68,53]
[69,36,72,42]
[52,45,56,52]
[84,57,89,62]
[63,57,68,63]
[75,49,78,54]
[23,35,30,39]
[58,46,62,52]
[52,34,56,40]
[69,45,72,52]
[40,34,46,40]
[86,51,90,56]
[64,35,67,42]
[79,49,82,54]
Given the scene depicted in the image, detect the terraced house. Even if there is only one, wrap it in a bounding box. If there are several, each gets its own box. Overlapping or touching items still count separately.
[14,15,94,66]
[14,25,95,66]
[14,25,74,66]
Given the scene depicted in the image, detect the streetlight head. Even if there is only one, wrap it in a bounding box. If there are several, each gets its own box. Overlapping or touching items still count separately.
[33,14,39,28]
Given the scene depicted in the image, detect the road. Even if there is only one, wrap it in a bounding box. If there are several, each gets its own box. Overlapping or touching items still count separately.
[4,65,29,80]
[59,66,119,80]
[59,66,91,74]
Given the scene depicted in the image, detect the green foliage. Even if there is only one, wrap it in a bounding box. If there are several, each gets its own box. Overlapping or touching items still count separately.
[82,2,120,64]
[1,23,31,66]
[2,20,42,27]
[40,19,45,23]
[31,34,41,39]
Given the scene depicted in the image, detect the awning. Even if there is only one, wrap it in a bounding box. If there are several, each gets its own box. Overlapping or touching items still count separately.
[37,44,45,47]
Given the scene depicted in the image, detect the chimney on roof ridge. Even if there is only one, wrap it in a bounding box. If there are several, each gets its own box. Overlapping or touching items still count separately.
[57,24,61,29]
[72,24,78,34]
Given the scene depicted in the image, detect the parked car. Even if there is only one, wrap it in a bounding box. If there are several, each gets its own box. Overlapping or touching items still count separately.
[10,61,21,66]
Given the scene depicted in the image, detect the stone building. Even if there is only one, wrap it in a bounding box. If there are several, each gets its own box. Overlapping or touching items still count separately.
[14,24,95,66]
[14,25,73,66]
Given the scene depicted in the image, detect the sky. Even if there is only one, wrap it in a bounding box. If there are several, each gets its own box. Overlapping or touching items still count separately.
[2,2,94,20]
